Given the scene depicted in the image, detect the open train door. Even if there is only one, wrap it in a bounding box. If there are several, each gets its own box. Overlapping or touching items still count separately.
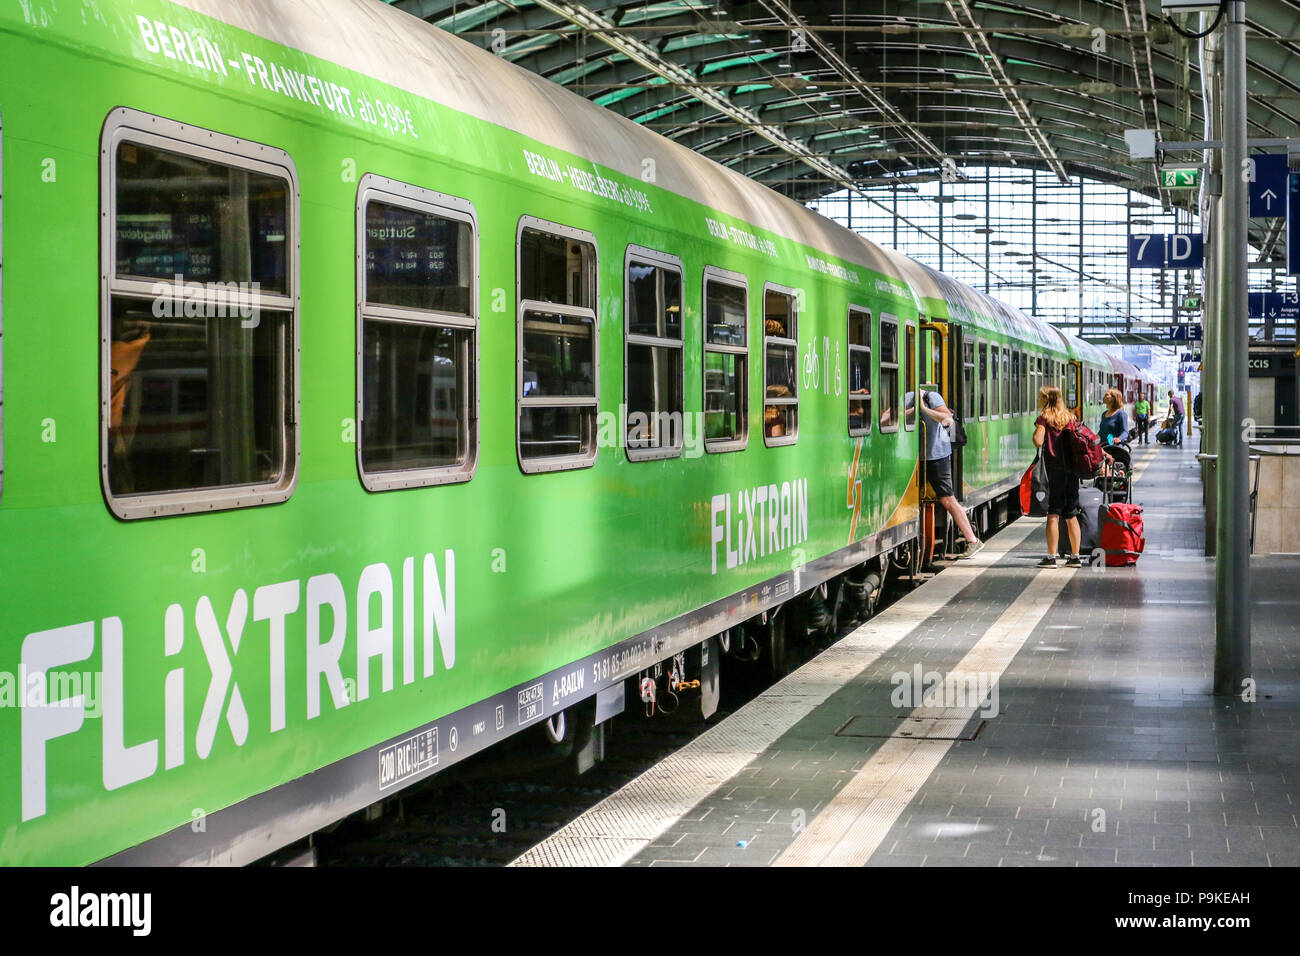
[918,320,954,565]
[1066,359,1083,421]
[921,319,961,497]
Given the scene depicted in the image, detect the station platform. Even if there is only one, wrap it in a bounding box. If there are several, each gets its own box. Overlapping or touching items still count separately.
[513,441,1300,867]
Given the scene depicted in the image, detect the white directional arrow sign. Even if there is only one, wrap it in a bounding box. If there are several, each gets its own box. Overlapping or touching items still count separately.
[1261,188,1278,212]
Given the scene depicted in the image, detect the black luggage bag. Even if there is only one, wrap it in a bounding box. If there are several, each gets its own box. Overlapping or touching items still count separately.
[1058,485,1103,556]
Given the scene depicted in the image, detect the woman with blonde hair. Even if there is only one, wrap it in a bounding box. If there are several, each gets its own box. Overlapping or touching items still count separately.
[1098,387,1129,447]
[1033,386,1082,568]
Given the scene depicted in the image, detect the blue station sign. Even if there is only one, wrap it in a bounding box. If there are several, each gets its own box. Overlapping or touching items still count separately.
[1248,291,1300,320]
[1166,324,1203,342]
[1249,153,1289,218]
[1129,233,1204,269]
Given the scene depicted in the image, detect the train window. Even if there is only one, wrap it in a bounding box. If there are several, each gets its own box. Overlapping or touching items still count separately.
[977,341,988,420]
[763,284,798,445]
[625,247,683,460]
[989,342,1000,417]
[102,110,298,519]
[1001,347,1011,417]
[357,178,477,490]
[1020,351,1028,413]
[904,321,917,431]
[517,219,598,472]
[848,306,871,436]
[1015,350,1021,414]
[703,268,748,453]
[1012,350,1020,415]
[962,341,975,421]
[1020,351,1027,414]
[879,315,899,432]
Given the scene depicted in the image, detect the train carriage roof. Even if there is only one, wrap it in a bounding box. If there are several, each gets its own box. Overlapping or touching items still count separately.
[171,0,909,291]
[883,250,1061,351]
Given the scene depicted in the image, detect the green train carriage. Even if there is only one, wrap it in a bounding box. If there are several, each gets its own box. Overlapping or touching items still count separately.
[0,0,1111,865]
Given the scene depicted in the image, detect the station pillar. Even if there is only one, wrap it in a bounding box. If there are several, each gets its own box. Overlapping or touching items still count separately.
[1212,1,1251,697]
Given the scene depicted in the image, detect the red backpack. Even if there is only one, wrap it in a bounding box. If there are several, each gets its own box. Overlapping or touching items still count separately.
[1063,420,1105,478]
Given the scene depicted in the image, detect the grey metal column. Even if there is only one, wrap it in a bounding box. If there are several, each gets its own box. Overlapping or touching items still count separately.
[1200,14,1222,521]
[1214,0,1251,696]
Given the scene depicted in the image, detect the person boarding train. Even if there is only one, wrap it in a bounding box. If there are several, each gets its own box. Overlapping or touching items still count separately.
[909,388,984,570]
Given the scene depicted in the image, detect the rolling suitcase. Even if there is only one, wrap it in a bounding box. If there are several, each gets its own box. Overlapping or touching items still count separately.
[1099,502,1145,567]
[1058,485,1102,557]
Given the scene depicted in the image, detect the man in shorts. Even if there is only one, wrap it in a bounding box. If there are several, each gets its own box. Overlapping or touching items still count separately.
[913,389,983,569]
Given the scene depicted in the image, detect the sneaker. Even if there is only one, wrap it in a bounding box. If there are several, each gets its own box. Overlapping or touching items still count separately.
[919,563,942,575]
[957,539,985,560]
[1065,554,1083,568]
[1036,556,1059,568]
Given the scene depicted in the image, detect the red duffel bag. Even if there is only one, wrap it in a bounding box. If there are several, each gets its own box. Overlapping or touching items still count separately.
[1099,502,1145,567]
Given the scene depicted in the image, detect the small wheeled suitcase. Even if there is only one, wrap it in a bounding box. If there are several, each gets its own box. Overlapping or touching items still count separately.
[1098,502,1145,567]
[1058,485,1102,556]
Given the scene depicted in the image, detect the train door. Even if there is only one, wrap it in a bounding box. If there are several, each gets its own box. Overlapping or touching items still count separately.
[917,320,953,566]
[1066,360,1083,421]
[922,319,960,495]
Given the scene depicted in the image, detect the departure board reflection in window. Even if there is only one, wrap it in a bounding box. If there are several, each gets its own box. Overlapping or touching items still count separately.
[365,201,471,314]
[114,142,288,291]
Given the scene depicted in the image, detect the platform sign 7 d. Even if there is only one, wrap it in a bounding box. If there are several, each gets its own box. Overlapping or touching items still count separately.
[1128,233,1204,270]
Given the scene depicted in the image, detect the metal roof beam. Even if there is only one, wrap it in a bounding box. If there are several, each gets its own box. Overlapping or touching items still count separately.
[527,0,875,195]
[942,0,1068,183]
[756,0,947,167]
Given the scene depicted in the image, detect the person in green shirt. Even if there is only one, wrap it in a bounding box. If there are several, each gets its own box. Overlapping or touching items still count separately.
[1134,396,1151,444]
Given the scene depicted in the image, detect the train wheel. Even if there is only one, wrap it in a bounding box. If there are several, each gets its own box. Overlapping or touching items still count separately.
[544,711,573,758]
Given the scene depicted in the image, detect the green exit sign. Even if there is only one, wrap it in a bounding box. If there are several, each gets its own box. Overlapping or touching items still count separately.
[1182,295,1202,309]
[1161,167,1202,189]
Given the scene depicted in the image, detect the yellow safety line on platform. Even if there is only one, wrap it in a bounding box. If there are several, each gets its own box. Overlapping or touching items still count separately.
[1128,445,1160,486]
[773,562,1075,867]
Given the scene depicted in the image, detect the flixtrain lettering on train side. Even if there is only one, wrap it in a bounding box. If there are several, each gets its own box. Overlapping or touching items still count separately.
[710,478,810,574]
[18,550,456,822]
